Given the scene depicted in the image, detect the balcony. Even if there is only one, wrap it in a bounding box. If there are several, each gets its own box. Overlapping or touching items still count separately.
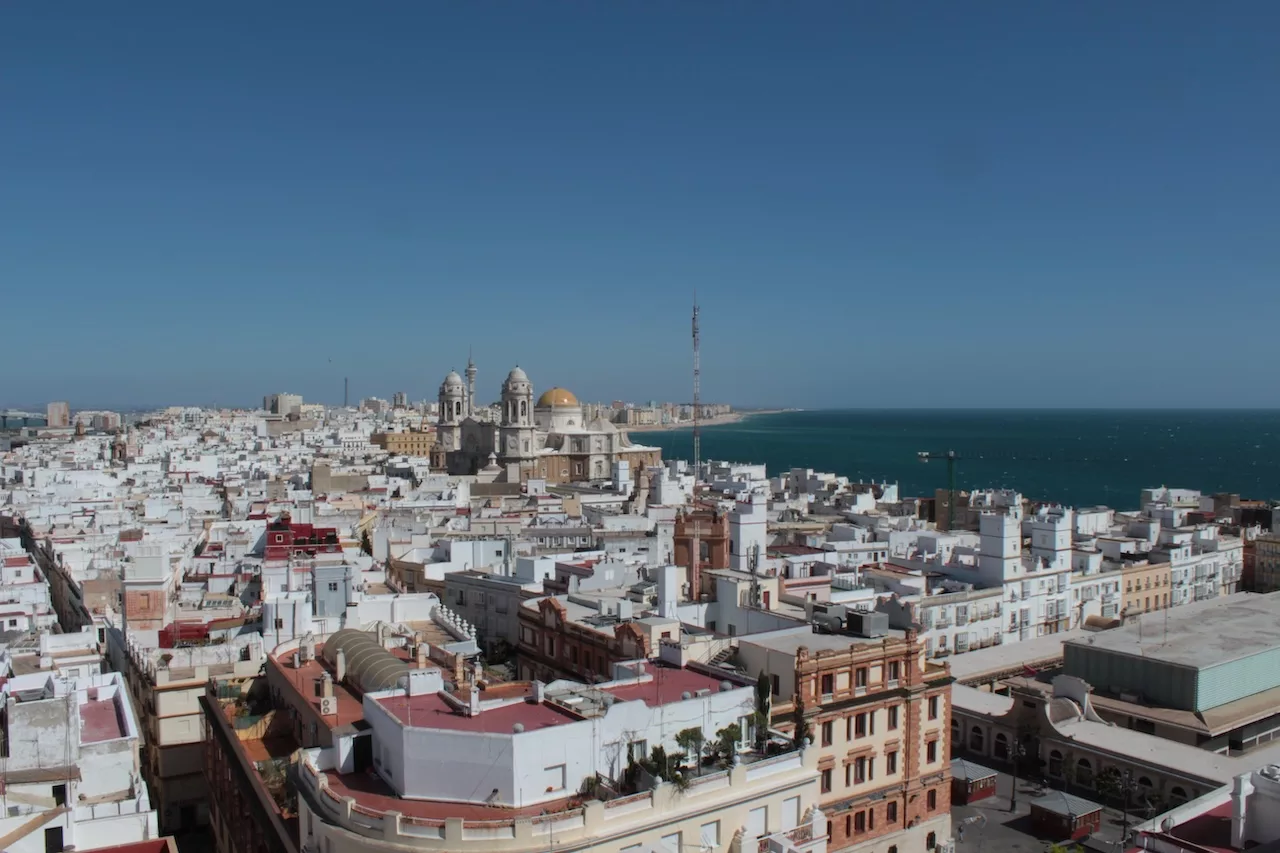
[759,822,827,853]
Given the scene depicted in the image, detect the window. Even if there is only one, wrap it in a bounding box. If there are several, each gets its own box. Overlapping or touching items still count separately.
[928,696,939,720]
[820,768,832,793]
[868,757,875,780]
[820,674,834,695]
[855,668,868,688]
[821,721,834,746]
[886,802,897,824]
[772,674,780,695]
[854,756,867,783]
[868,710,876,735]
[927,831,937,850]
[994,732,1008,760]
[886,750,898,774]
[927,789,937,811]
[888,705,899,730]
[969,726,984,752]
[853,811,866,833]
[927,740,938,763]
[887,661,900,682]
[1049,750,1063,778]
[700,822,720,850]
[328,582,338,592]
[1077,758,1093,787]
[544,764,567,792]
[855,713,867,738]
[660,832,681,853]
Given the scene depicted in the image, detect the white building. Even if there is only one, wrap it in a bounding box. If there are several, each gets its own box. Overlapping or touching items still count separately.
[296,659,827,853]
[0,671,159,852]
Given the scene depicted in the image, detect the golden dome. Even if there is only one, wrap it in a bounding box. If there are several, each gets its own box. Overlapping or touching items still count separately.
[537,387,578,407]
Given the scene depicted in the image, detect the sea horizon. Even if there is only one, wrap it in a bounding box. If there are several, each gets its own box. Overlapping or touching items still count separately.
[639,408,1280,508]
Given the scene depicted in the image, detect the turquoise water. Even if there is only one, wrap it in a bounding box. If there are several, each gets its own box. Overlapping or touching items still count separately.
[639,410,1280,509]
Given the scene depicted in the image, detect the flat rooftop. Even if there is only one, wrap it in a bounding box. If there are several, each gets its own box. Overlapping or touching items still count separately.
[1064,593,1280,670]
[737,626,906,657]
[601,667,727,706]
[80,698,125,743]
[374,692,578,733]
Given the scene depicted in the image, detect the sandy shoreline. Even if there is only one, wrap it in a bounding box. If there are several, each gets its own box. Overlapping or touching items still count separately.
[624,410,789,433]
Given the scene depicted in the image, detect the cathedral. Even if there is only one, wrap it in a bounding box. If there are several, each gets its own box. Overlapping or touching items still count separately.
[432,360,662,484]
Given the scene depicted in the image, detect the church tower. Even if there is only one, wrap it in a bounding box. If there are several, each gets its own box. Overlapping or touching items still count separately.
[465,353,478,417]
[437,370,465,453]
[499,366,535,480]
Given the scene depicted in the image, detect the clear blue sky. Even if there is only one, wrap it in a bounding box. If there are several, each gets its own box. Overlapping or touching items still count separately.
[3,3,1278,410]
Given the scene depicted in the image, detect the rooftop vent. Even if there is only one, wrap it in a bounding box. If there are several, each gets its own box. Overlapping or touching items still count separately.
[513,723,525,734]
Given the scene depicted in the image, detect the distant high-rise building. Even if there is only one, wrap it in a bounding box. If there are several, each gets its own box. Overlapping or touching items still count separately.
[392,391,408,409]
[46,400,70,428]
[262,393,303,416]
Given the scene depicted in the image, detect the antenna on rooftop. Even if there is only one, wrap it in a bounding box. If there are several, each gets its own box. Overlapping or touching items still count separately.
[692,294,701,477]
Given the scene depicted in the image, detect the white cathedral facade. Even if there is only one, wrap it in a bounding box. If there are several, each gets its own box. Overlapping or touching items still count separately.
[433,361,662,484]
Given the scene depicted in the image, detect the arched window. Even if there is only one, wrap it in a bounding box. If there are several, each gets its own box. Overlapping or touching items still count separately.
[520,400,527,418]
[1137,776,1153,792]
[951,718,961,749]
[1049,750,1063,778]
[994,732,1009,761]
[926,831,937,850]
[1170,786,1188,805]
[1077,758,1093,787]
[969,726,984,753]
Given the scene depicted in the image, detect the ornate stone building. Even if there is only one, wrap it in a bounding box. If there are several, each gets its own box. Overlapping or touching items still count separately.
[434,362,661,484]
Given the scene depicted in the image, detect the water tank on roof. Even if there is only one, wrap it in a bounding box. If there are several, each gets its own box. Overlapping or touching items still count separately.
[847,610,888,639]
[321,628,409,694]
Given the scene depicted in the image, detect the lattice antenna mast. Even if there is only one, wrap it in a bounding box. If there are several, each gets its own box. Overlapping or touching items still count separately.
[692,295,701,478]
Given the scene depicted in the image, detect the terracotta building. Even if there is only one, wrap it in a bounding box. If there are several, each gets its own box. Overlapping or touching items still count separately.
[737,627,954,853]
[516,596,671,683]
[674,508,730,599]
[371,429,436,457]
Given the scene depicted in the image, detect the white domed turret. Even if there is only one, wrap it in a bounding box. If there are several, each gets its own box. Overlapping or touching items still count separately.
[501,366,534,428]
[438,370,466,426]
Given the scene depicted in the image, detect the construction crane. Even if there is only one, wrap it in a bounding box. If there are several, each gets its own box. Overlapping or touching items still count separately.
[917,449,960,529]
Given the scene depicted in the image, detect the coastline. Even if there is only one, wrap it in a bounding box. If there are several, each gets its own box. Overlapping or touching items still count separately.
[624,409,790,433]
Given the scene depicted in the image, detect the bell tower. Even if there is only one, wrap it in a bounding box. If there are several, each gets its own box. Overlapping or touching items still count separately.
[499,366,535,479]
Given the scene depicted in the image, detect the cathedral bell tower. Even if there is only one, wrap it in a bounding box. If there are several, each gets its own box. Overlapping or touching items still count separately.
[499,366,535,480]
[437,370,465,454]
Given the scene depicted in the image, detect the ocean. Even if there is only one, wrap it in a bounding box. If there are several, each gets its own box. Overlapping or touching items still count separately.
[637,410,1280,509]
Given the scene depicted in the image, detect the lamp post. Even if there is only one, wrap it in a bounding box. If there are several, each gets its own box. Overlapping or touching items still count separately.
[1007,731,1028,813]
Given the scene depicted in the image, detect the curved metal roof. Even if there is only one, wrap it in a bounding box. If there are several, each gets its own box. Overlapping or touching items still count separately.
[322,628,408,695]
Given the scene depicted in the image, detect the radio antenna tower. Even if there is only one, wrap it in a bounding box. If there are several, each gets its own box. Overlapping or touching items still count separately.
[692,294,701,477]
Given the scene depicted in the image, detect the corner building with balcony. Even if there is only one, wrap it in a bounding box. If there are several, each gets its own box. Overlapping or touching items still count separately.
[288,640,828,853]
[737,626,953,853]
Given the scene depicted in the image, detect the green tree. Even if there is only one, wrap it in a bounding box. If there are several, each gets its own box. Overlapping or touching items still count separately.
[715,723,742,765]
[793,692,811,748]
[360,528,374,556]
[675,728,705,775]
[755,670,772,714]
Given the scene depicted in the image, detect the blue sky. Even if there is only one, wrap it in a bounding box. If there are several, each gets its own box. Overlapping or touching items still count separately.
[3,2,1278,410]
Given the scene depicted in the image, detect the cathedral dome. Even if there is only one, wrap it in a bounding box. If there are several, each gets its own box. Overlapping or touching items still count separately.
[537,387,578,408]
[506,366,529,384]
[442,371,464,387]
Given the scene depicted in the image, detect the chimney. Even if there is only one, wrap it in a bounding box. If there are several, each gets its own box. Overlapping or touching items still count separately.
[336,649,347,682]
[321,673,334,698]
[531,680,546,704]
[1232,772,1255,849]
[416,643,428,667]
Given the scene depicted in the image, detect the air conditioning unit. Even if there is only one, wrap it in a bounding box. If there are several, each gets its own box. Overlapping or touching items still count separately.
[319,696,338,716]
